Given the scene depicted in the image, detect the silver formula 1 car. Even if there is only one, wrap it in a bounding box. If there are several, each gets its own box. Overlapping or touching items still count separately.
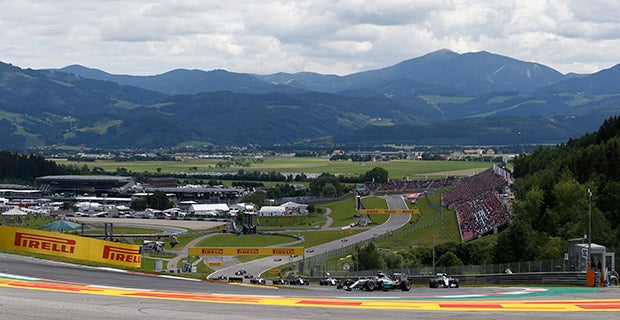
[429,273,459,288]
[343,272,411,292]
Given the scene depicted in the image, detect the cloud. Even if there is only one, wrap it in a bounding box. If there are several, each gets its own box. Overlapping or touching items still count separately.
[0,0,619,75]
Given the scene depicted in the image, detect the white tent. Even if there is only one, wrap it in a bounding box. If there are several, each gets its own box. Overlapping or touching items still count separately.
[1,207,28,216]
[259,206,286,216]
[189,203,229,215]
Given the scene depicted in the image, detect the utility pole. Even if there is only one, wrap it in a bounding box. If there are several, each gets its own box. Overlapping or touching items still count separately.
[588,188,592,270]
[432,235,436,275]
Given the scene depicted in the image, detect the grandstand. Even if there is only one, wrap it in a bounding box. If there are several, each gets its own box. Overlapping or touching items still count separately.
[363,176,459,194]
[442,167,512,242]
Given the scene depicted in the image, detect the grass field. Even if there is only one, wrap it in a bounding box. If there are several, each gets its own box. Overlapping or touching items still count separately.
[255,213,326,229]
[53,157,494,179]
[377,189,461,249]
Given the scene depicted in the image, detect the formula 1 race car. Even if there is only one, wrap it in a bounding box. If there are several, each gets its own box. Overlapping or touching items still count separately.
[429,273,460,288]
[249,277,266,285]
[272,276,288,285]
[319,273,340,286]
[289,275,310,285]
[337,278,353,289]
[343,272,411,292]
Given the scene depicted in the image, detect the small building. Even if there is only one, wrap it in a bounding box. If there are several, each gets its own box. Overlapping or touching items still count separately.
[464,149,484,155]
[280,201,308,215]
[568,238,615,274]
[230,202,257,212]
[76,201,103,212]
[259,206,286,216]
[178,200,197,211]
[189,203,230,216]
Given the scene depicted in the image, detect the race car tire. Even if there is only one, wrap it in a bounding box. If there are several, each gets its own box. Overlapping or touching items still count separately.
[365,281,376,291]
[429,279,438,288]
[400,280,411,291]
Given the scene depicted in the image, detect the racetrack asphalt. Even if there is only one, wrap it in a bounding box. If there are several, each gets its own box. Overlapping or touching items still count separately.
[5,196,619,319]
[1,253,619,320]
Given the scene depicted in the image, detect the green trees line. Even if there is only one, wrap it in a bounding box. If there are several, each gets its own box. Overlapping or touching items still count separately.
[0,151,76,184]
[498,115,620,262]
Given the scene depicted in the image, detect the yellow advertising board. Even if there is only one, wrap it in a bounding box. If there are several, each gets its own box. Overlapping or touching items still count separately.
[206,261,225,267]
[360,208,420,214]
[0,226,141,268]
[189,247,304,256]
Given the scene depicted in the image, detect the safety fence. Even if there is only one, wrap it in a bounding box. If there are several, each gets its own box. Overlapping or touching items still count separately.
[306,258,571,280]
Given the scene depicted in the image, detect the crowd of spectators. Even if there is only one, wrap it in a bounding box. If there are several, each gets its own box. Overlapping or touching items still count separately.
[442,168,512,242]
[360,167,511,242]
[364,176,460,194]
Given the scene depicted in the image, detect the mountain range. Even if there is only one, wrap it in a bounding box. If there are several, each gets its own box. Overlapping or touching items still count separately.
[1,49,619,150]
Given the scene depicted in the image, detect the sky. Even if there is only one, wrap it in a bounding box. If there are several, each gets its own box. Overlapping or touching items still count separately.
[1,0,619,76]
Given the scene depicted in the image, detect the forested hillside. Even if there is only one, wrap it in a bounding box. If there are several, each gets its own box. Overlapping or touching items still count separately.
[499,116,620,262]
[3,49,620,149]
[0,151,76,184]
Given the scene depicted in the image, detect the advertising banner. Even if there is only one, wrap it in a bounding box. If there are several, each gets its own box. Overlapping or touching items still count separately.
[188,247,304,256]
[0,226,141,268]
[360,208,419,214]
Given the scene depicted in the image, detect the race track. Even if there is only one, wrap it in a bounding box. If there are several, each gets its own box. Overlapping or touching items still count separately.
[1,253,619,320]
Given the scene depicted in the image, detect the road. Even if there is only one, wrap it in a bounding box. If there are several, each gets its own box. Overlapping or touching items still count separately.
[2,197,619,319]
[208,195,411,279]
[1,253,619,320]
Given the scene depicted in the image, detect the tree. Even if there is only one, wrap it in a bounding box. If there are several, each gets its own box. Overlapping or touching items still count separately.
[382,251,404,269]
[536,236,565,260]
[357,242,383,271]
[436,251,463,267]
[309,173,344,197]
[320,183,337,197]
[364,167,389,183]
[145,190,174,210]
[241,191,266,208]
[494,218,535,262]
[62,201,77,211]
[131,198,147,211]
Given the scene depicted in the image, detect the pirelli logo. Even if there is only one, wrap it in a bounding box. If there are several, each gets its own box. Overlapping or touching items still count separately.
[201,248,224,255]
[272,248,296,255]
[188,247,304,256]
[14,232,76,254]
[237,248,259,255]
[102,245,141,263]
